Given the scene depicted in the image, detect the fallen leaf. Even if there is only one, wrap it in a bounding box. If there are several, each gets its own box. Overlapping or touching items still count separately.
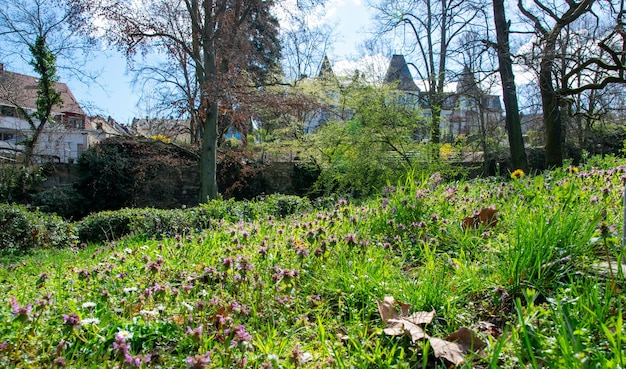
[462,207,499,230]
[388,319,430,342]
[377,296,412,321]
[445,327,487,352]
[378,296,435,342]
[382,326,406,337]
[405,310,435,325]
[398,300,411,317]
[172,315,186,325]
[430,337,466,365]
[377,296,399,324]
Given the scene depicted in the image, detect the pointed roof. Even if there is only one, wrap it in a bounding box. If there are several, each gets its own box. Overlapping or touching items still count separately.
[0,68,84,115]
[317,55,337,81]
[456,66,479,95]
[384,54,419,91]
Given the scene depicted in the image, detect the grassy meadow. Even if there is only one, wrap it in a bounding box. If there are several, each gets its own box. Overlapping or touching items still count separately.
[1,155,625,368]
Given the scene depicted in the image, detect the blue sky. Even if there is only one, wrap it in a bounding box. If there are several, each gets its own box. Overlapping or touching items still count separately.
[60,0,377,125]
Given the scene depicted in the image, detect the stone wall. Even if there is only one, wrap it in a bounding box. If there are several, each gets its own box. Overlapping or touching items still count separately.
[42,161,315,211]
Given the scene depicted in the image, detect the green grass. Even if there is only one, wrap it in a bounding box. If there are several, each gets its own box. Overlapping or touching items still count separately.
[1,156,625,368]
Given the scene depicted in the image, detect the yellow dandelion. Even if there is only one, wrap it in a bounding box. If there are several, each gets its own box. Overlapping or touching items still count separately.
[567,166,579,174]
[511,169,525,179]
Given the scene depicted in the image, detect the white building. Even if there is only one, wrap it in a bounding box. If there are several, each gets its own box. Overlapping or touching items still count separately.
[0,64,124,163]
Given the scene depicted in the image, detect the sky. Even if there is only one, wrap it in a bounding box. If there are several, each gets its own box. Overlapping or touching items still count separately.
[61,0,379,126]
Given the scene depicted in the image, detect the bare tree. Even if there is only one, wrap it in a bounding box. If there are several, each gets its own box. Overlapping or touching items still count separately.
[70,0,288,201]
[492,0,529,172]
[518,0,626,167]
[0,0,95,166]
[279,11,337,86]
[371,0,486,144]
[132,46,202,146]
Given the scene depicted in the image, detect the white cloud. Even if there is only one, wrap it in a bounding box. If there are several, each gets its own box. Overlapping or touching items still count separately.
[333,53,388,82]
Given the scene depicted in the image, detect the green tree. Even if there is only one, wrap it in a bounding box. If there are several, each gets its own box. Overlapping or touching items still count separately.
[313,82,426,196]
[18,36,63,166]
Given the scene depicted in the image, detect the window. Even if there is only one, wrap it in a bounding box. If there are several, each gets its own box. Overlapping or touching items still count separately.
[0,132,15,141]
[68,117,84,129]
[0,105,16,117]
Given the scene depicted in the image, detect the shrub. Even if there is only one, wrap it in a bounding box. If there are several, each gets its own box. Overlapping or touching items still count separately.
[30,184,87,219]
[0,165,45,203]
[75,209,136,243]
[76,137,198,213]
[257,194,312,217]
[0,204,75,253]
[76,195,313,243]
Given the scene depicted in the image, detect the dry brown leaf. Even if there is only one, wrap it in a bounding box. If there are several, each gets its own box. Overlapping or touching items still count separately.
[398,300,411,317]
[462,207,499,230]
[445,327,487,352]
[378,296,435,342]
[388,319,430,342]
[377,296,413,321]
[172,315,186,325]
[430,337,466,365]
[382,326,405,336]
[405,310,435,325]
[377,296,399,324]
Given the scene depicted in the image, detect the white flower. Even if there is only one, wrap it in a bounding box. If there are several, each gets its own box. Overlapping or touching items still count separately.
[117,330,133,340]
[81,318,100,325]
[181,302,194,311]
[81,302,97,309]
[139,310,158,316]
[124,248,133,254]
[267,354,279,362]
[123,287,138,294]
[300,352,313,364]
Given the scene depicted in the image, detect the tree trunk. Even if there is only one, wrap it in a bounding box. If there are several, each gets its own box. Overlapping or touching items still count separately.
[199,101,219,201]
[493,0,528,172]
[540,35,563,168]
[430,104,441,144]
[22,123,46,166]
[198,33,219,201]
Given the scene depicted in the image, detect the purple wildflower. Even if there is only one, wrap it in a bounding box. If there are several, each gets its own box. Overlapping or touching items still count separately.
[62,312,81,328]
[186,325,203,341]
[53,357,66,367]
[232,325,252,345]
[223,257,234,269]
[10,296,32,321]
[145,261,161,273]
[187,352,211,368]
[125,353,151,368]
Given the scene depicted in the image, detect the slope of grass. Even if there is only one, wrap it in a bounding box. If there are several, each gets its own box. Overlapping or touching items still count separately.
[1,156,625,368]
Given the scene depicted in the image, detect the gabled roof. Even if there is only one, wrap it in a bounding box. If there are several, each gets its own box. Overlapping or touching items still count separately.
[384,54,419,92]
[318,55,335,79]
[456,66,480,95]
[0,68,84,116]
